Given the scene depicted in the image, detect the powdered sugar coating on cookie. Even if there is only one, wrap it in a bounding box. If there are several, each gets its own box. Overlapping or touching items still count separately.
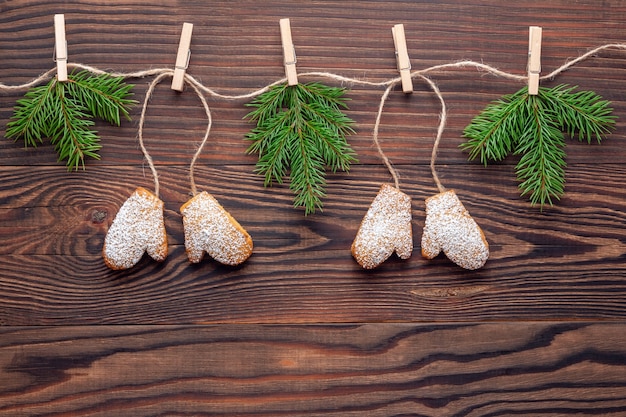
[351,184,413,269]
[103,187,168,270]
[421,190,488,270]
[180,191,253,265]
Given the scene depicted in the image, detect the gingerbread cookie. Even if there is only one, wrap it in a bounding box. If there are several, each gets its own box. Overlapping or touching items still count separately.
[180,191,253,265]
[103,187,168,270]
[351,184,413,269]
[421,190,488,270]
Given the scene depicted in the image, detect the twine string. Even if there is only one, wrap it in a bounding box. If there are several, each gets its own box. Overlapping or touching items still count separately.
[371,84,399,189]
[542,43,626,79]
[370,73,447,192]
[1,43,625,192]
[136,71,172,197]
[135,71,214,197]
[185,74,213,196]
[418,74,448,194]
[2,42,621,94]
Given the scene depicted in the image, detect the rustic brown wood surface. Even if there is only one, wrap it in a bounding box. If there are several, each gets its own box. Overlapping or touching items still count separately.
[1,0,626,415]
[1,323,625,416]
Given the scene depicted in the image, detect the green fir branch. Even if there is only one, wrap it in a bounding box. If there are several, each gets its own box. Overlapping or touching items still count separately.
[542,84,616,144]
[5,81,58,147]
[461,84,615,209]
[514,95,567,206]
[54,82,100,170]
[64,70,135,126]
[5,70,136,170]
[245,82,357,215]
[459,87,527,164]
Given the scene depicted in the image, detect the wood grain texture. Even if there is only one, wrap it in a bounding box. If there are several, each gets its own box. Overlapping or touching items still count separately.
[2,164,626,324]
[1,323,626,416]
[1,1,626,414]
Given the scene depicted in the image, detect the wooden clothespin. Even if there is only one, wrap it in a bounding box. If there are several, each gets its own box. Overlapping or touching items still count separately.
[171,22,194,92]
[279,18,298,86]
[54,14,68,82]
[527,26,542,95]
[392,24,413,93]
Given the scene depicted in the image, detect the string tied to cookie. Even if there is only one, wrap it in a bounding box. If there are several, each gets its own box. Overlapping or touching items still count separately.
[136,71,172,198]
[134,70,214,198]
[370,73,447,193]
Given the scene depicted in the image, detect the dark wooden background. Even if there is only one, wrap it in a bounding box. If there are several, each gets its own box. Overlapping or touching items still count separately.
[2,1,626,415]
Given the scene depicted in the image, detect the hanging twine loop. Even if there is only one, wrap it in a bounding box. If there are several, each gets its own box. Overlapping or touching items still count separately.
[136,71,171,197]
[418,74,448,194]
[371,84,400,189]
[185,74,213,196]
[369,73,447,193]
[135,70,214,198]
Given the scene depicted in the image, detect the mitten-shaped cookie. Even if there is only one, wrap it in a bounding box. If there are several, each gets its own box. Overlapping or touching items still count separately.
[180,191,253,265]
[103,187,168,270]
[421,190,488,270]
[351,183,413,269]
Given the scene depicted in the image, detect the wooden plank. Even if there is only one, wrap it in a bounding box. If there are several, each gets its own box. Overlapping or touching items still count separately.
[1,164,626,324]
[3,247,626,324]
[1,323,625,416]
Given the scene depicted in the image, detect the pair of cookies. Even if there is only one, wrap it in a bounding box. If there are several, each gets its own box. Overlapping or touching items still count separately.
[103,188,253,270]
[351,184,489,270]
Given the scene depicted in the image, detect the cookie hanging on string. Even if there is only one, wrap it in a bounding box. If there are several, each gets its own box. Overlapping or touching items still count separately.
[421,75,490,270]
[460,26,616,208]
[103,73,171,270]
[104,26,193,270]
[181,192,253,265]
[102,35,253,269]
[351,71,414,269]
[169,22,253,266]
[350,26,416,270]
[103,187,168,270]
[180,79,253,266]
[352,184,413,269]
[421,190,489,270]
[244,18,357,215]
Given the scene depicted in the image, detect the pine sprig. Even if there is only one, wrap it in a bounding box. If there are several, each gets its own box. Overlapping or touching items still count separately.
[5,70,136,170]
[514,95,567,206]
[64,71,135,126]
[245,82,357,215]
[461,84,615,208]
[545,84,615,144]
